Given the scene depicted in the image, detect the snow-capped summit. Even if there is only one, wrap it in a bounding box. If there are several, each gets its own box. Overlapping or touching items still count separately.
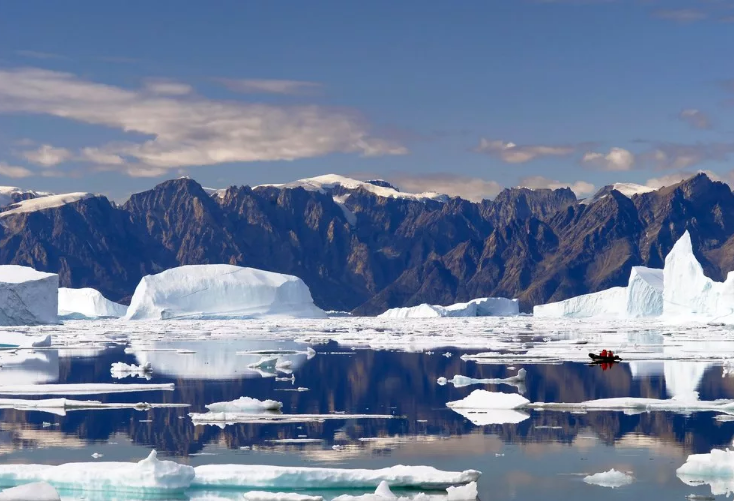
[583,183,654,204]
[0,192,98,218]
[256,174,448,202]
[0,186,53,209]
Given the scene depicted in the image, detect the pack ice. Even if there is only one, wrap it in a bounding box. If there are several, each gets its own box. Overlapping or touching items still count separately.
[379,297,519,319]
[124,265,326,320]
[58,287,127,319]
[0,266,58,326]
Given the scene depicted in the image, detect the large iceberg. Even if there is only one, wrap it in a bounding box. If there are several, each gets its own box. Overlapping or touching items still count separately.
[0,266,58,326]
[534,266,662,319]
[379,297,519,319]
[0,450,194,494]
[58,287,127,319]
[124,265,326,320]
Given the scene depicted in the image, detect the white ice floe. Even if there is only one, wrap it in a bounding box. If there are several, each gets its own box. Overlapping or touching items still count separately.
[446,390,530,410]
[189,412,395,427]
[0,332,51,348]
[0,481,60,501]
[0,450,194,494]
[125,265,326,320]
[446,481,479,500]
[205,396,283,413]
[379,298,519,319]
[677,449,734,496]
[0,266,58,326]
[0,382,174,395]
[110,361,153,379]
[243,492,324,501]
[0,351,58,385]
[0,397,187,416]
[192,463,480,490]
[58,287,127,319]
[438,369,526,391]
[534,266,662,319]
[583,469,633,488]
[527,392,734,415]
[446,390,531,425]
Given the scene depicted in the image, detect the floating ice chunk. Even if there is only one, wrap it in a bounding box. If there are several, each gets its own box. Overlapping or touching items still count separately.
[110,361,152,379]
[446,390,529,410]
[0,482,60,501]
[58,287,127,319]
[0,333,51,349]
[190,412,394,427]
[527,392,734,415]
[0,450,195,493]
[379,298,519,319]
[91,453,103,459]
[192,463,480,490]
[0,383,174,395]
[677,448,734,497]
[205,396,283,413]
[438,369,527,391]
[446,481,479,500]
[0,266,58,326]
[583,469,633,488]
[124,265,326,320]
[243,492,324,501]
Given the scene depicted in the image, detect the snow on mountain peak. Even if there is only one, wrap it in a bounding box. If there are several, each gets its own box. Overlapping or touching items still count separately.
[256,174,448,202]
[0,193,97,218]
[609,183,654,197]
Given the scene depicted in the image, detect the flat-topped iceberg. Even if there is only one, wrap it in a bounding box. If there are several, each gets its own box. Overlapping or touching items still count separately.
[0,265,58,326]
[206,396,283,413]
[534,266,662,319]
[0,382,174,395]
[0,450,194,494]
[58,287,127,319]
[379,297,519,319]
[192,464,480,490]
[445,390,531,425]
[124,265,326,320]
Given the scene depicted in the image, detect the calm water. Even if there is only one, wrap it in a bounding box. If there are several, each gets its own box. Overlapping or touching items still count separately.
[1,338,732,499]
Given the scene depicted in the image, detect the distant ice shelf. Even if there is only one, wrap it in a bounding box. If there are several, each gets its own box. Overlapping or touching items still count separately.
[379,297,519,319]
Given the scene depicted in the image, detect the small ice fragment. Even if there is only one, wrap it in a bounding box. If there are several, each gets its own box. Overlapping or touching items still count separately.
[446,481,479,500]
[583,469,633,488]
[91,452,103,459]
[437,377,448,386]
[443,352,452,358]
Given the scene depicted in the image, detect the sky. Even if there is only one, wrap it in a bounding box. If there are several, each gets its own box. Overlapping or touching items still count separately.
[0,0,733,202]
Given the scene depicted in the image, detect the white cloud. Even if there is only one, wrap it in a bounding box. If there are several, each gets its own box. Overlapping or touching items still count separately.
[519,175,596,198]
[80,147,125,165]
[0,68,406,177]
[475,139,575,163]
[582,147,635,171]
[642,142,734,171]
[391,174,503,202]
[215,78,322,95]
[0,162,33,178]
[21,144,72,167]
[679,109,711,130]
[143,79,193,96]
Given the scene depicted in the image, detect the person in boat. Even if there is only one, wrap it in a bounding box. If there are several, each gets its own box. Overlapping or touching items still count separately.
[600,349,608,358]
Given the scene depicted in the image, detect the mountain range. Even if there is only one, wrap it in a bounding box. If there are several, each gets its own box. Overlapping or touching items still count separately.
[0,172,731,315]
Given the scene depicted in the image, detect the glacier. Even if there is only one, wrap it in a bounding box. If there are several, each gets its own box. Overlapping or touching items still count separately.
[379,298,519,319]
[58,287,127,319]
[0,266,58,326]
[124,265,326,320]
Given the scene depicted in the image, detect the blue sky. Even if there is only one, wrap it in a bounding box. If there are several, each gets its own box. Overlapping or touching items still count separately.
[0,0,733,201]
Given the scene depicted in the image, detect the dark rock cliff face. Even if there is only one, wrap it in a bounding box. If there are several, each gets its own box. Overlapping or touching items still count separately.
[1,173,733,314]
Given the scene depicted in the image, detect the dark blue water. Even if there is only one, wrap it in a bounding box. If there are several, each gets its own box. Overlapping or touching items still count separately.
[1,340,732,499]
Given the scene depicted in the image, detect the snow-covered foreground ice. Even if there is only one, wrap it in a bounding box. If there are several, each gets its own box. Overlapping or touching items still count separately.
[0,382,174,395]
[125,265,326,320]
[192,464,481,490]
[583,469,633,488]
